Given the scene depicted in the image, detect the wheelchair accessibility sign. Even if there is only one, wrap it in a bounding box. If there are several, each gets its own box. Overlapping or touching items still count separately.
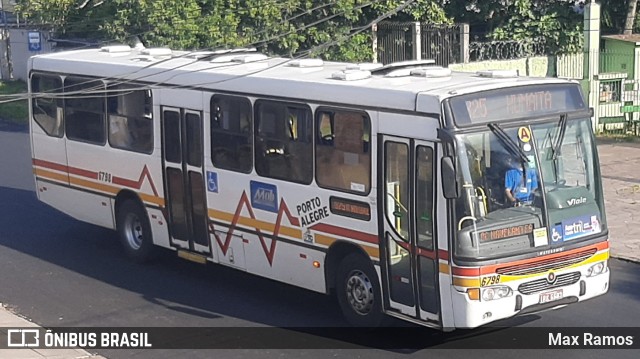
[206,171,218,193]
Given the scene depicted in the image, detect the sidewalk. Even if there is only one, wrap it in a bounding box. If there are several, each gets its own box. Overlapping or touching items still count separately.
[598,140,640,262]
[0,304,104,358]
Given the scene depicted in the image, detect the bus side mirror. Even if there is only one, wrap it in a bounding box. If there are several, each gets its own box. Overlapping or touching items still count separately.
[442,156,460,199]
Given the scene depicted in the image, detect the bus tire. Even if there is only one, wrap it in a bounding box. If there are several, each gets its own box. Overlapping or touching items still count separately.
[336,253,384,327]
[116,200,155,263]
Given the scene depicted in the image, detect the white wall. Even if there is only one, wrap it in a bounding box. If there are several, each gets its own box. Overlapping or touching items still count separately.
[7,28,55,81]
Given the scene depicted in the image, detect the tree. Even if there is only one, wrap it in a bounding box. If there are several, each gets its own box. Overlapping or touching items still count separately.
[444,0,583,54]
[624,0,638,34]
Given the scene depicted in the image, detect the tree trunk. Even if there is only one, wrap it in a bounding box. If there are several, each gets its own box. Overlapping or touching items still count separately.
[624,0,638,35]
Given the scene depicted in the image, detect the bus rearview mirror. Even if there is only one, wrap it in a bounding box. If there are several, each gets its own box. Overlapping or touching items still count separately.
[442,156,460,199]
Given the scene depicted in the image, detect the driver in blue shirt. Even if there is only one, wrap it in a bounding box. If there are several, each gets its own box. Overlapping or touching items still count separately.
[504,156,538,206]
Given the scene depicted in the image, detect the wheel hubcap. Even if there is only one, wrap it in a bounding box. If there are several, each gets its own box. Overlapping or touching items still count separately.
[345,270,374,315]
[124,213,143,250]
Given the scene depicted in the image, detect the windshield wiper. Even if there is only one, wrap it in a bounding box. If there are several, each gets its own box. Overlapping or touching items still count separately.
[552,113,568,161]
[547,113,568,184]
[488,123,529,165]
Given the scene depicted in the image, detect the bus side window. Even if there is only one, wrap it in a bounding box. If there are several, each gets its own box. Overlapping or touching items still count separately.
[107,85,153,153]
[254,100,312,184]
[64,77,106,145]
[31,74,63,137]
[315,109,371,194]
[210,95,253,173]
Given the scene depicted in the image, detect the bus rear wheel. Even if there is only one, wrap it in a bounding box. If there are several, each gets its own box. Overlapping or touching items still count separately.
[336,253,384,327]
[116,200,155,263]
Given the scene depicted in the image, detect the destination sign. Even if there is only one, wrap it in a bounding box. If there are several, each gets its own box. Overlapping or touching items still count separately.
[329,196,371,221]
[449,84,586,125]
[478,223,534,242]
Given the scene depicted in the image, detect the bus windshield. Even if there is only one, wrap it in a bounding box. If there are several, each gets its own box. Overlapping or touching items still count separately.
[453,117,606,261]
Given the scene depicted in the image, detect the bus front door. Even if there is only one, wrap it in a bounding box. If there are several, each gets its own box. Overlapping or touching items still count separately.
[380,136,440,326]
[161,107,210,255]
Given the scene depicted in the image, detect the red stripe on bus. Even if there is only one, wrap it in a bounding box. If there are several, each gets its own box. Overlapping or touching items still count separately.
[34,159,159,197]
[111,165,159,196]
[34,158,97,180]
[32,158,68,173]
[309,223,378,244]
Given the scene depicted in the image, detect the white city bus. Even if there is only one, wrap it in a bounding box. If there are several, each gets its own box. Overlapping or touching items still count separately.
[28,46,609,329]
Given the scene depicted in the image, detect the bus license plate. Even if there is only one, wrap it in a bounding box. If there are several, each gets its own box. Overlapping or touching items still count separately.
[539,289,563,304]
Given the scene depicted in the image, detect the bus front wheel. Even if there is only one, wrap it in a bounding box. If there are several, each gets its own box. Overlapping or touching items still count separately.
[336,253,384,327]
[116,200,155,263]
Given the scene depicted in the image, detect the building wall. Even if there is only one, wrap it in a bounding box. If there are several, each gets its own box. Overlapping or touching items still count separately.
[8,28,55,81]
[602,39,635,78]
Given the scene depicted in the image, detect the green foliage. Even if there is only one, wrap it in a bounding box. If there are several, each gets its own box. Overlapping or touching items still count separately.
[14,0,594,60]
[446,0,583,54]
[0,81,29,125]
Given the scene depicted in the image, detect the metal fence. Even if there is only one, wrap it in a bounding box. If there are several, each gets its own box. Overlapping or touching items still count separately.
[420,24,462,67]
[374,22,464,67]
[374,22,414,65]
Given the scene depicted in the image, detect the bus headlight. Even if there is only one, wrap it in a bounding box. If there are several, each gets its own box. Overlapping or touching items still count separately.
[481,286,513,301]
[587,261,606,277]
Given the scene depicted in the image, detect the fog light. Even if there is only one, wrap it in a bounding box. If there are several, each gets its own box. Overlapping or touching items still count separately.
[483,312,492,319]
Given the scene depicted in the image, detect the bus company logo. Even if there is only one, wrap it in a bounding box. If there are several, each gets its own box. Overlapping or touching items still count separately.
[250,181,278,213]
[566,197,587,207]
[546,271,557,284]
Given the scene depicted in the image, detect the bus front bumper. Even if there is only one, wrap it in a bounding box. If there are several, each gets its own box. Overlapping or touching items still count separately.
[450,269,610,329]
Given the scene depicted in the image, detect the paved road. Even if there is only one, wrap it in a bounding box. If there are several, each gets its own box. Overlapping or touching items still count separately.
[1,128,639,358]
[598,140,640,262]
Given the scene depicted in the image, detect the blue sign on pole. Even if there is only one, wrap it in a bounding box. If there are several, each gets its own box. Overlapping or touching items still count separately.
[28,32,42,52]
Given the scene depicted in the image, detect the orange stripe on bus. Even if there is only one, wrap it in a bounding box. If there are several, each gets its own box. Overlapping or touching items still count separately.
[34,168,68,184]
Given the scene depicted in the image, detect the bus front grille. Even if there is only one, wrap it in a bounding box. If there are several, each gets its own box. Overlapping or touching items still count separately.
[518,272,582,295]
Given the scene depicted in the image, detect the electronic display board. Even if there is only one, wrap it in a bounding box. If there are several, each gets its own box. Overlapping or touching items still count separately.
[449,84,586,126]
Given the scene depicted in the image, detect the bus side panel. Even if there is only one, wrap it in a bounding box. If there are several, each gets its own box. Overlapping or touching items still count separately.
[34,179,114,229]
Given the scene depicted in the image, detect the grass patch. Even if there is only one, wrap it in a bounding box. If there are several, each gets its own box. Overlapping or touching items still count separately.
[0,80,28,125]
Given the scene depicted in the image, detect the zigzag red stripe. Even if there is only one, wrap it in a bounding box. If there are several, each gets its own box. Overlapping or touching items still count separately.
[213,191,300,266]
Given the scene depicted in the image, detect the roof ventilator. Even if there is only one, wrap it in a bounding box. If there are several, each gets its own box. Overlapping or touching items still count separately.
[231,54,269,63]
[476,69,519,78]
[100,45,132,53]
[331,69,372,81]
[346,63,384,71]
[410,66,452,78]
[130,56,155,63]
[140,48,173,57]
[288,59,324,68]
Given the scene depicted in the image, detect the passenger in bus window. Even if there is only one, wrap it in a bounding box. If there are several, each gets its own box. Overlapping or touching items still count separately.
[504,156,538,206]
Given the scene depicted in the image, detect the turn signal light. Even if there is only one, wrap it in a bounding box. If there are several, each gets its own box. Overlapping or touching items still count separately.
[467,288,480,301]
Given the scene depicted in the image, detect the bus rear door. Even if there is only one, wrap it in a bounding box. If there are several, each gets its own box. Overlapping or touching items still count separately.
[161,107,211,256]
